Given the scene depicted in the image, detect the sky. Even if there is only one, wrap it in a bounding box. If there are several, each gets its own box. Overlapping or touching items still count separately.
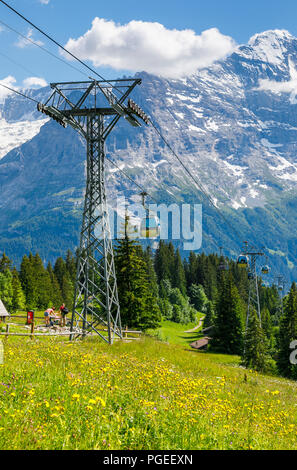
[1,0,297,90]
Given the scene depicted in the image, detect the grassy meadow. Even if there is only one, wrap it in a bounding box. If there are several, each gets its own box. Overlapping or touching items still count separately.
[1,328,297,450]
[148,320,200,346]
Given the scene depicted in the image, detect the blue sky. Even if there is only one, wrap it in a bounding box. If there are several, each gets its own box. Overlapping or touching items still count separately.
[1,0,297,87]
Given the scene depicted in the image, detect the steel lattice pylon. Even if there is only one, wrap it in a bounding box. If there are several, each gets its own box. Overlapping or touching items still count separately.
[246,254,262,330]
[38,78,148,343]
[274,275,286,324]
[241,243,264,331]
[72,114,121,343]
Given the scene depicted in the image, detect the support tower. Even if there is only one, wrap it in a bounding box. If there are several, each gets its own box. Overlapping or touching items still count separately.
[275,274,286,324]
[38,78,148,343]
[242,242,264,330]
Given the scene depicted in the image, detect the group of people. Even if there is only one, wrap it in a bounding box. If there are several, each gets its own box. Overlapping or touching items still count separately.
[44,303,69,327]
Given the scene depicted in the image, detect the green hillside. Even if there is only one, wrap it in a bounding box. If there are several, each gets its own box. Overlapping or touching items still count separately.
[1,334,297,450]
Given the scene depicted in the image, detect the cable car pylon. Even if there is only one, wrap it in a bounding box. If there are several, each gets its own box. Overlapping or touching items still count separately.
[237,242,264,330]
[274,274,286,324]
[140,191,160,239]
[218,246,228,271]
[38,78,149,343]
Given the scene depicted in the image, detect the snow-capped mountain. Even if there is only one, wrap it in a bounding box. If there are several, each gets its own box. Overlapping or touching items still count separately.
[1,30,297,281]
[0,93,46,158]
[0,116,48,159]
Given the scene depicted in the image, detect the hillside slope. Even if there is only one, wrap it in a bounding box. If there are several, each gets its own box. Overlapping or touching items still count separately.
[1,335,297,450]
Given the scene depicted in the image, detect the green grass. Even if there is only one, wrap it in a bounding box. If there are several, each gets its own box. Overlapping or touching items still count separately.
[1,333,297,450]
[148,317,204,347]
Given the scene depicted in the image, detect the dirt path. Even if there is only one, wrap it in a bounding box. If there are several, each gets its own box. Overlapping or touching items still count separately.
[184,316,205,333]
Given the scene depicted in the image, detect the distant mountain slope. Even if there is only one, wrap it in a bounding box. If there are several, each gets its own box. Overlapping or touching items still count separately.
[1,30,297,282]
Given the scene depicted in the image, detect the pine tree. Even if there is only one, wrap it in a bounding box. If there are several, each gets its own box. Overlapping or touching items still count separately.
[203,300,215,328]
[47,262,63,308]
[261,306,273,340]
[159,278,172,299]
[54,257,68,289]
[188,284,208,312]
[65,250,77,284]
[204,257,218,301]
[184,251,198,288]
[20,254,37,308]
[115,215,160,330]
[154,241,175,285]
[142,246,159,298]
[0,253,12,273]
[242,308,271,373]
[212,271,244,355]
[277,282,297,378]
[172,248,187,297]
[195,253,208,289]
[61,273,74,309]
[33,253,53,309]
[0,269,13,310]
[11,268,26,313]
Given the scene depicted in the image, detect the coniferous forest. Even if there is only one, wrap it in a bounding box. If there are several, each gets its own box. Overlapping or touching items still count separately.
[1,238,297,380]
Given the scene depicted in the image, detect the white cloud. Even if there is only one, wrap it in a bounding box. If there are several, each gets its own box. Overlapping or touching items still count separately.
[63,18,236,78]
[0,76,17,101]
[39,0,50,4]
[0,76,47,103]
[15,28,44,48]
[256,56,297,104]
[23,77,48,88]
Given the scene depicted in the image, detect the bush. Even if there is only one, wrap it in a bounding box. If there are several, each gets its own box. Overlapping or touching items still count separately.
[158,298,173,321]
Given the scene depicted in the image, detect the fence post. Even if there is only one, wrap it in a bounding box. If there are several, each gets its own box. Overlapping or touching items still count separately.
[30,322,35,340]
[5,324,9,340]
[125,325,128,338]
[0,339,3,364]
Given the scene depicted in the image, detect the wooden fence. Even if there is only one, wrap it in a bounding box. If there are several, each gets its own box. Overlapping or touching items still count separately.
[0,322,142,341]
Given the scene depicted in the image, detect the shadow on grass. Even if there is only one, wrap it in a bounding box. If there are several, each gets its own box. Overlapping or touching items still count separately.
[185,348,207,353]
[176,332,205,345]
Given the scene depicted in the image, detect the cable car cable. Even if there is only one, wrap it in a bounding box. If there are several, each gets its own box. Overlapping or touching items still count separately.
[0,1,125,95]
[0,0,107,81]
[105,154,158,204]
[0,81,39,103]
[0,0,268,256]
[148,117,242,241]
[0,18,90,79]
[0,75,166,212]
[0,48,39,77]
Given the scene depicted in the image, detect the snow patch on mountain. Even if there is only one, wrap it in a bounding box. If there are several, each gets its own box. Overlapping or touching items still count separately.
[247,29,294,65]
[256,56,297,103]
[278,168,297,182]
[0,117,49,159]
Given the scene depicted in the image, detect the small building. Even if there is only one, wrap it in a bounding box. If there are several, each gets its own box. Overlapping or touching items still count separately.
[190,337,211,350]
[0,299,9,323]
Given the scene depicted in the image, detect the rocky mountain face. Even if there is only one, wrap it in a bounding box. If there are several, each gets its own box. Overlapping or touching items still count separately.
[1,29,297,282]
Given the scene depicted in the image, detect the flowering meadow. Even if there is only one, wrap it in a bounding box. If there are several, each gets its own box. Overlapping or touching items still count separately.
[0,335,297,450]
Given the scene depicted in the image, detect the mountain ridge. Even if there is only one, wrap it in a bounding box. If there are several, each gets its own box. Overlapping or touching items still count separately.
[1,29,297,282]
